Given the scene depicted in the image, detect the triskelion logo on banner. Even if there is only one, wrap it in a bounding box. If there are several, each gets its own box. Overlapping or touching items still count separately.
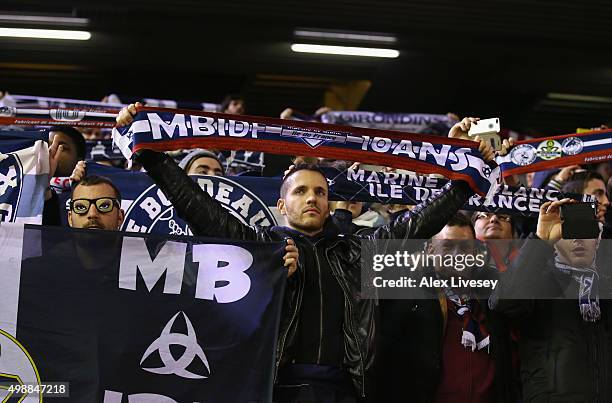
[0,329,42,402]
[121,176,277,235]
[140,312,210,379]
[0,153,23,222]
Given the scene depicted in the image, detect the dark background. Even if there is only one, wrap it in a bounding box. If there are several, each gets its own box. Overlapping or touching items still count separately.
[3,0,612,135]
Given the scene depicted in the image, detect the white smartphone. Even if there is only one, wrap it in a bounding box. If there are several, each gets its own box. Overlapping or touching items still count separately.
[468,118,500,136]
[468,118,501,150]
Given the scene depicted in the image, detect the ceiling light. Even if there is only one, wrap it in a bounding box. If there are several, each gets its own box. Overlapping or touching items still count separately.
[294,29,396,44]
[0,14,89,27]
[0,27,91,40]
[291,44,399,58]
[546,93,612,103]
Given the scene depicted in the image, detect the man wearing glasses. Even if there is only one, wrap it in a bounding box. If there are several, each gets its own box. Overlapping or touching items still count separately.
[68,175,125,230]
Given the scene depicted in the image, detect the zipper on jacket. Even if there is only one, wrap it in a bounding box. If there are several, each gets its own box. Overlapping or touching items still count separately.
[593,329,600,402]
[314,245,325,364]
[326,242,367,399]
[274,249,304,380]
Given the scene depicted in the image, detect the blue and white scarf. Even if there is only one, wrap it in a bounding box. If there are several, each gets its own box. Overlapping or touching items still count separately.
[111,107,500,197]
[320,111,455,134]
[555,256,602,322]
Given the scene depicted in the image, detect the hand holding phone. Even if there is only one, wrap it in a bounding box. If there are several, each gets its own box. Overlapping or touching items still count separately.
[468,118,501,150]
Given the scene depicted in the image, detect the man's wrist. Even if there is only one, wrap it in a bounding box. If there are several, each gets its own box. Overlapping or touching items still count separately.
[44,186,53,201]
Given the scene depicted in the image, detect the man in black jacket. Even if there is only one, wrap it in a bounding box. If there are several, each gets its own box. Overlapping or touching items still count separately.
[490,198,612,402]
[117,106,496,402]
[377,213,518,403]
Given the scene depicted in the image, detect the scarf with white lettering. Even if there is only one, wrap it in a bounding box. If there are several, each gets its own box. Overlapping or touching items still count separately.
[0,93,220,113]
[73,143,596,218]
[445,288,490,352]
[324,167,594,217]
[0,106,117,128]
[0,93,125,112]
[320,111,455,134]
[109,106,500,196]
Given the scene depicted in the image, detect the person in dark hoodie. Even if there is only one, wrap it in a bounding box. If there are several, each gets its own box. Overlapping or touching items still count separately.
[490,198,612,403]
[377,213,519,403]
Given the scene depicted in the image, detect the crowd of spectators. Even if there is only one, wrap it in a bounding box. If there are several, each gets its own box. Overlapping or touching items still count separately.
[2,90,612,403]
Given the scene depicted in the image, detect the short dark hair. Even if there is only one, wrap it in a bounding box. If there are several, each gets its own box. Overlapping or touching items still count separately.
[280,163,328,198]
[447,212,476,237]
[563,171,606,194]
[72,175,122,202]
[49,126,86,160]
[220,94,245,113]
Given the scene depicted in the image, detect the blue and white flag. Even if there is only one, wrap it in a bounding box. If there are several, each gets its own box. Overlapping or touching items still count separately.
[77,163,281,235]
[0,223,286,403]
[0,130,49,224]
[53,163,591,236]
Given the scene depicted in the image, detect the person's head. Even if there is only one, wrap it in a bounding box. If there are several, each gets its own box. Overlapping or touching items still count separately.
[555,238,598,269]
[429,213,478,278]
[563,171,609,206]
[68,175,124,230]
[472,211,514,240]
[178,149,224,176]
[433,213,476,241]
[48,126,86,177]
[278,164,330,236]
[220,94,245,115]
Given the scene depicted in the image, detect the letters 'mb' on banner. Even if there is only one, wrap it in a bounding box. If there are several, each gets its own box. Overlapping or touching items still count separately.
[0,223,286,403]
[498,129,612,176]
[112,106,500,196]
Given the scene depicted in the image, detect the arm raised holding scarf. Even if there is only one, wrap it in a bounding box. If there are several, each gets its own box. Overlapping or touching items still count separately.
[119,104,258,239]
[117,105,506,241]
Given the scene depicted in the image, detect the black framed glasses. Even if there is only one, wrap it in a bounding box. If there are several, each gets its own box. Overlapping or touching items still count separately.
[474,212,512,222]
[70,197,120,215]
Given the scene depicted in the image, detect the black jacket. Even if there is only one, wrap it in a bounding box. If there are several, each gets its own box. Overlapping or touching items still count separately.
[137,150,474,399]
[490,234,612,403]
